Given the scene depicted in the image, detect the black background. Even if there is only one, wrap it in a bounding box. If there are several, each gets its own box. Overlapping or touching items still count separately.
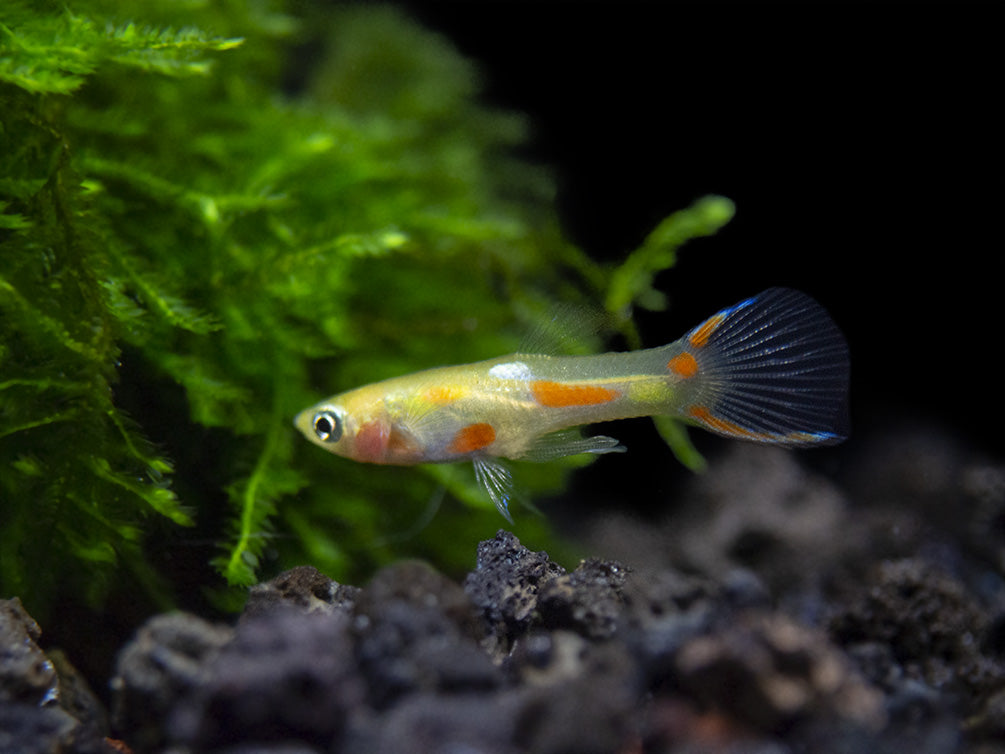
[408,2,1004,464]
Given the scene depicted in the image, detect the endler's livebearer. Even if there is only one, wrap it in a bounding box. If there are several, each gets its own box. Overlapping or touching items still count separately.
[295,288,850,520]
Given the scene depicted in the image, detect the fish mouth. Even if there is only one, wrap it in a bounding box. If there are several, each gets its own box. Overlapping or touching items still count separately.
[293,407,326,442]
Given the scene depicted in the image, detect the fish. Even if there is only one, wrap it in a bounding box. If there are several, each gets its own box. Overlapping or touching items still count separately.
[294,287,849,521]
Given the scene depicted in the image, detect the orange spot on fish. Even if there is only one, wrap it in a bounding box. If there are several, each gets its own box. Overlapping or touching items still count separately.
[530,380,620,407]
[667,352,699,378]
[688,313,725,348]
[449,423,496,454]
[424,385,465,405]
[687,405,765,441]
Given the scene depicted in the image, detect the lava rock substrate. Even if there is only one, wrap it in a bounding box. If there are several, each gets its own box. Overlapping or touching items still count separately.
[4,438,1005,754]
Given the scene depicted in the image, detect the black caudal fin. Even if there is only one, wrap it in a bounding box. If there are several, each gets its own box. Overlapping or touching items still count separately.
[675,288,850,446]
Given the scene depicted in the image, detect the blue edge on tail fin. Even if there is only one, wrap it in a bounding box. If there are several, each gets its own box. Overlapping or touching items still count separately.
[683,287,850,446]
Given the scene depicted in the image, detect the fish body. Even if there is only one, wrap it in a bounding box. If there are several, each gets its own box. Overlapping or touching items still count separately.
[295,288,849,519]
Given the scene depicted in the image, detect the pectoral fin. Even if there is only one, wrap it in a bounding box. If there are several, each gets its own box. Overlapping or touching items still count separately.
[521,429,627,463]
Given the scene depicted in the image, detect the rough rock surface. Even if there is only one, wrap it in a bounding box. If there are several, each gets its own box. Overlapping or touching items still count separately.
[3,429,1005,754]
[0,597,116,754]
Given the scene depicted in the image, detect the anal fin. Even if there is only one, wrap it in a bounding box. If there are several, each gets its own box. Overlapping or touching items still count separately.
[473,455,516,523]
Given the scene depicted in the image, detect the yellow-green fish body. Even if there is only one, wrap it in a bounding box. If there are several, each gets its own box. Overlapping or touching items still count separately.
[295,288,849,519]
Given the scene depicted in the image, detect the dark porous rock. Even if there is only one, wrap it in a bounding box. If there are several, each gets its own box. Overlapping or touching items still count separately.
[0,703,86,754]
[967,686,1005,740]
[964,461,1005,565]
[46,434,1005,754]
[506,629,591,686]
[622,566,720,623]
[830,558,1005,713]
[0,597,59,706]
[618,568,731,690]
[169,609,365,752]
[535,557,628,639]
[242,565,360,620]
[0,598,115,754]
[47,648,109,737]
[345,691,522,754]
[463,530,567,652]
[509,658,638,754]
[356,638,639,754]
[110,611,234,752]
[673,446,852,595]
[674,611,885,734]
[353,560,500,708]
[586,446,855,609]
[0,701,124,754]
[188,745,326,754]
[506,628,634,688]
[356,559,484,640]
[507,627,639,753]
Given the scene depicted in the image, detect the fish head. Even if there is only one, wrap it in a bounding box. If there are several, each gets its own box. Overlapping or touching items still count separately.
[294,386,421,465]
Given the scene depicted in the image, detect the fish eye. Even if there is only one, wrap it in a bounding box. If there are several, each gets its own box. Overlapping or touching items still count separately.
[312,410,343,443]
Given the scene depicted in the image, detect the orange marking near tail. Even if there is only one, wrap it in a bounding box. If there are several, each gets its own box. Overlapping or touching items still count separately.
[687,405,765,441]
[667,352,699,378]
[688,314,725,348]
[449,423,496,454]
[531,380,620,407]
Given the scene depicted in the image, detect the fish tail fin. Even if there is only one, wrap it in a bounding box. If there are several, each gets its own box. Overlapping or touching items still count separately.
[665,288,850,446]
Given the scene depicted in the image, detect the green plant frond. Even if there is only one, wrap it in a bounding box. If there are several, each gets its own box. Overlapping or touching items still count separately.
[597,196,735,463]
[0,408,85,442]
[651,415,708,474]
[103,21,243,76]
[0,200,33,230]
[102,258,221,336]
[86,455,191,524]
[0,177,50,203]
[330,228,411,258]
[605,195,736,320]
[0,275,106,365]
[155,351,254,430]
[1,1,736,620]
[215,414,307,586]
[0,4,243,94]
[61,528,119,565]
[0,20,95,95]
[80,156,287,230]
[104,408,173,477]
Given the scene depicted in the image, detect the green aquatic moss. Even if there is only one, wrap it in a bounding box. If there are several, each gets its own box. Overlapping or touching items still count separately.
[0,0,734,617]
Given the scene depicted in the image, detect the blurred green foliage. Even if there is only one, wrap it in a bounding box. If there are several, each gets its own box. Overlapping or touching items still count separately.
[0,0,734,619]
